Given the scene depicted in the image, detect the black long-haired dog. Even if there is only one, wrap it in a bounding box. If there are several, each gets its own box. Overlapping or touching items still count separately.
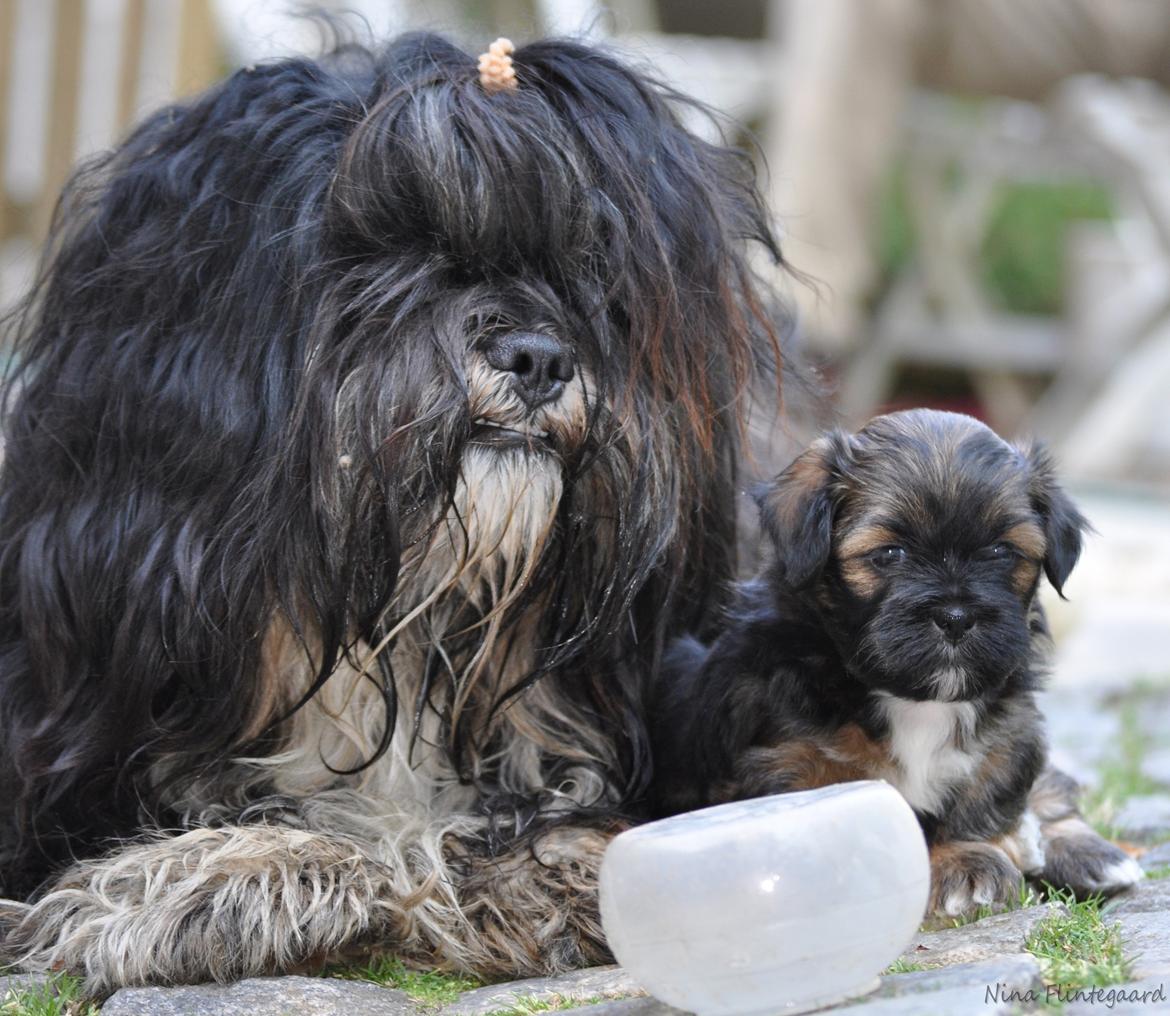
[0,33,787,993]
[653,410,1143,915]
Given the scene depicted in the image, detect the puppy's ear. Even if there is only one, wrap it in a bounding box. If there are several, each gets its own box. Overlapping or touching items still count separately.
[1024,443,1090,598]
[752,434,848,589]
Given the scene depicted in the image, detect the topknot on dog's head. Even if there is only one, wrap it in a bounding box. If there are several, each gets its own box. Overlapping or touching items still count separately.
[477,37,517,93]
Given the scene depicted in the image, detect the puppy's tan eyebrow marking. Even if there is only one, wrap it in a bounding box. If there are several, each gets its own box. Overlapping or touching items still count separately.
[1010,558,1042,597]
[840,559,881,598]
[1001,520,1045,560]
[838,525,900,560]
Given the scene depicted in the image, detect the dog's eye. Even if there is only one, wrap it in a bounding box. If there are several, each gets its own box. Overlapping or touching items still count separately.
[870,546,906,569]
[979,543,1017,563]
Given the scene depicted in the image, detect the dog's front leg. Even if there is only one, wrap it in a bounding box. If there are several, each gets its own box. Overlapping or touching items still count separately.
[1,824,416,997]
[927,840,1025,916]
[449,822,619,976]
[1,818,621,997]
[1029,767,1144,895]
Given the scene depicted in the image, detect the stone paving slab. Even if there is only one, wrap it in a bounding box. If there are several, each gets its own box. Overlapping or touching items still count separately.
[567,999,679,1016]
[1038,691,1120,783]
[101,976,415,1016]
[1047,600,1170,695]
[1103,876,1170,917]
[1139,841,1170,871]
[874,953,1040,999]
[1141,748,1170,787]
[897,904,1062,969]
[1113,794,1170,843]
[828,983,1027,1015]
[825,953,1042,1015]
[1134,694,1170,743]
[441,965,646,1015]
[563,954,1043,1016]
[1115,911,1170,980]
[0,974,50,1002]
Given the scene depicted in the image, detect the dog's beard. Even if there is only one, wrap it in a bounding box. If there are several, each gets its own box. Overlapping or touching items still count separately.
[451,355,596,570]
[444,446,565,593]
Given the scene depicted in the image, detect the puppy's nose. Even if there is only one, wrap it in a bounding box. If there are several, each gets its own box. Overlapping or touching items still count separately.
[932,604,976,643]
[484,331,574,409]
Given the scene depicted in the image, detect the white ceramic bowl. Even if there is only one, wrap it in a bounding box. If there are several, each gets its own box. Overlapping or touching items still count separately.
[599,781,929,1016]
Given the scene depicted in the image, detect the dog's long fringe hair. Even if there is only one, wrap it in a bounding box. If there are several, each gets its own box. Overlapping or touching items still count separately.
[0,31,786,975]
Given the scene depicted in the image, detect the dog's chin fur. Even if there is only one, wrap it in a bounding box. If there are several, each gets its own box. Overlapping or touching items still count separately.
[0,31,791,993]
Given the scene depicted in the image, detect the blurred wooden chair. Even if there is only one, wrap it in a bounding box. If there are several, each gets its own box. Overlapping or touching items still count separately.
[838,82,1170,449]
[837,92,1106,436]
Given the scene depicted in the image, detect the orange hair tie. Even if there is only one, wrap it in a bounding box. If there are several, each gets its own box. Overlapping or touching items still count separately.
[478,38,517,93]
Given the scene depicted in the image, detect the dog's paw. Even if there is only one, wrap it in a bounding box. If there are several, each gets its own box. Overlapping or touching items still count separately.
[1041,818,1145,896]
[4,826,404,997]
[0,898,32,965]
[929,841,1024,918]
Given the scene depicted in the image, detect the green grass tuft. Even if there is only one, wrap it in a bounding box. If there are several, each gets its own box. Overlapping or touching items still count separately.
[882,957,927,975]
[483,995,609,1016]
[484,999,556,1016]
[328,956,480,1006]
[0,974,98,1016]
[1024,890,1130,990]
[1144,864,1170,880]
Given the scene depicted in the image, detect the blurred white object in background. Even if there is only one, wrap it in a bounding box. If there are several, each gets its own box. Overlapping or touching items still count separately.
[1043,487,1170,694]
[1046,76,1170,488]
[599,782,930,1016]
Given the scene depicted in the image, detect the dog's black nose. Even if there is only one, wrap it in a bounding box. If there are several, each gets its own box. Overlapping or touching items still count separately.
[933,604,976,642]
[484,332,574,408]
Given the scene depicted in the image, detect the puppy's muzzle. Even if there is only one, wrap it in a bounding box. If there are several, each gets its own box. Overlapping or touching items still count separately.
[484,331,574,409]
[932,603,976,644]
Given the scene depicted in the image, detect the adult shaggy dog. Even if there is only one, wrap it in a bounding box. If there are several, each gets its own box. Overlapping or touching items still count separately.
[0,33,787,993]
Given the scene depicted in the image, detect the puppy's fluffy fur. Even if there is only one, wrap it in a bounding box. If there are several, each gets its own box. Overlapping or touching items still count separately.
[0,33,787,994]
[653,410,1143,915]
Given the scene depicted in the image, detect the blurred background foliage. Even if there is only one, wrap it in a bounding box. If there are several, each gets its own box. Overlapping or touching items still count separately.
[877,168,1115,319]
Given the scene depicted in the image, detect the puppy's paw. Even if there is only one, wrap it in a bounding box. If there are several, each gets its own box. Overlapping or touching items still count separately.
[929,841,1024,918]
[1041,817,1145,896]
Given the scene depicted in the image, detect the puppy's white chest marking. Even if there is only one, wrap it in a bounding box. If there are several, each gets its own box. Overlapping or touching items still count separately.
[876,695,981,814]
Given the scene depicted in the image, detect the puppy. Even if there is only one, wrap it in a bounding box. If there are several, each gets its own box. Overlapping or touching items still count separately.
[652,409,1143,915]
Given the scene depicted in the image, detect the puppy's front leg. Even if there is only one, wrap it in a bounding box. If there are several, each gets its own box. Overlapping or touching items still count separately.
[1030,767,1144,896]
[926,806,1048,916]
[928,840,1024,917]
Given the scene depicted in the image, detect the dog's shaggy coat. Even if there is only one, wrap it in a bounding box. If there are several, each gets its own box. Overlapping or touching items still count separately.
[0,33,787,993]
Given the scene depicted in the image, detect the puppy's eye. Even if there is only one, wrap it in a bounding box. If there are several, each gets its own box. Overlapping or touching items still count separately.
[979,543,1017,563]
[870,546,906,569]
